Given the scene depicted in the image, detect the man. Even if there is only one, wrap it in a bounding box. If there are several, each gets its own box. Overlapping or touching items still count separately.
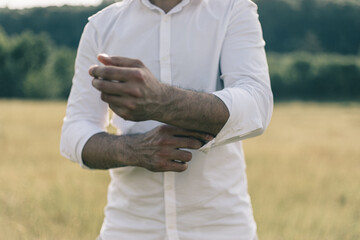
[60,0,273,239]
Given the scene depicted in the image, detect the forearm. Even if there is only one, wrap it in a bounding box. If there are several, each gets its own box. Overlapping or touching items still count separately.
[82,132,129,169]
[89,55,229,136]
[157,86,229,136]
[81,125,210,171]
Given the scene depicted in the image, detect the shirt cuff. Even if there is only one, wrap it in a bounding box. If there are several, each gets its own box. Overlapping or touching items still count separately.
[198,88,263,153]
[60,120,105,169]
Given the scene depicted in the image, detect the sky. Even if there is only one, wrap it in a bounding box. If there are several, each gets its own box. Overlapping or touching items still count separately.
[0,0,102,9]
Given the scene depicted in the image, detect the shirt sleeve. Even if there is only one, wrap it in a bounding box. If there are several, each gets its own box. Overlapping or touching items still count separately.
[199,0,273,153]
[60,21,109,168]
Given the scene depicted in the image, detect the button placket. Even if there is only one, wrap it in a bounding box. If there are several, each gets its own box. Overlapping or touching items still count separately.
[159,13,179,240]
[164,172,179,240]
[159,14,172,85]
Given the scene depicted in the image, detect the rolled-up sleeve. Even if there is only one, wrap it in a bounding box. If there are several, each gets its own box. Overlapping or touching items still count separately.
[60,21,109,168]
[200,0,273,152]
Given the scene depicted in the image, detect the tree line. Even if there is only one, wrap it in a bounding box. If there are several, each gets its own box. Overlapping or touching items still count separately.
[0,0,359,100]
[1,0,359,54]
[0,29,74,99]
[268,53,360,101]
[257,0,360,55]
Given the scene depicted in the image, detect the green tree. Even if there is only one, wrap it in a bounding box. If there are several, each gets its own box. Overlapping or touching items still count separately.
[6,31,51,97]
[0,29,76,99]
[24,47,75,99]
[0,28,10,97]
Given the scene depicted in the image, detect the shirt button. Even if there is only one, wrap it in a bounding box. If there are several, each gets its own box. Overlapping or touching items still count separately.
[163,16,170,22]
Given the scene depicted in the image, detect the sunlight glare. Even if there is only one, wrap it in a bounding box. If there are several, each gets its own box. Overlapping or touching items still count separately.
[0,0,103,9]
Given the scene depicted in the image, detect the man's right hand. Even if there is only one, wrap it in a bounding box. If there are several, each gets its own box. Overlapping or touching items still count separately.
[123,125,213,172]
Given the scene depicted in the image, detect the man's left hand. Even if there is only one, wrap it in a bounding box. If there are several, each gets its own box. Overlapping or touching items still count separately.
[89,54,168,121]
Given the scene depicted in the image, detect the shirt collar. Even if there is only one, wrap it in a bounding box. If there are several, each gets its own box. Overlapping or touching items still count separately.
[140,0,191,14]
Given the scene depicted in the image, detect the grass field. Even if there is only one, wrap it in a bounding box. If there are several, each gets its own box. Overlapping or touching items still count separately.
[0,100,359,240]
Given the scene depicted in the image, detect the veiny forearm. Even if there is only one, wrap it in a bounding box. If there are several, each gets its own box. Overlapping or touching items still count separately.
[156,86,230,136]
[81,125,209,171]
[82,132,129,169]
[89,55,229,135]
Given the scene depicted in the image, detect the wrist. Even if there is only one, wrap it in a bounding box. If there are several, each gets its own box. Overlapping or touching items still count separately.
[154,86,193,125]
[115,135,135,167]
[151,83,175,122]
[117,134,147,168]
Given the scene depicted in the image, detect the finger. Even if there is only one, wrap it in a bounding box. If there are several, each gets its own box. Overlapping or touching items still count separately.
[172,149,193,162]
[92,79,142,97]
[89,66,142,82]
[157,125,213,144]
[108,104,134,121]
[98,54,144,68]
[101,93,125,104]
[164,160,188,172]
[103,95,137,111]
[158,148,193,162]
[168,126,214,143]
[171,137,203,149]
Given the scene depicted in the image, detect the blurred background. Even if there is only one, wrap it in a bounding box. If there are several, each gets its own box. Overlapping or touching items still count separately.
[0,0,359,239]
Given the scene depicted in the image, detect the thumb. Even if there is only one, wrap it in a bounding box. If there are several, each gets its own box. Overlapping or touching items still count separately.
[97,54,144,68]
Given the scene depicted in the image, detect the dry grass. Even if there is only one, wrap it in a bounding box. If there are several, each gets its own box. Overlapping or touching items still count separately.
[245,102,360,240]
[0,100,109,240]
[0,100,359,239]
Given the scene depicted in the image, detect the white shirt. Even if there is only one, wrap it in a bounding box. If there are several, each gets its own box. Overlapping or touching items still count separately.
[60,0,273,239]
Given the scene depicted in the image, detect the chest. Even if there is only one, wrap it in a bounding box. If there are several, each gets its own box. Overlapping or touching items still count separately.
[98,8,227,91]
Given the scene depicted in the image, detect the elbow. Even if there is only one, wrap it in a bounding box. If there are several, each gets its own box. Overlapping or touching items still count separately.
[235,74,274,135]
[60,130,73,161]
[250,83,273,137]
[59,125,77,164]
[255,125,266,137]
[258,87,273,136]
[60,132,88,169]
[265,88,274,128]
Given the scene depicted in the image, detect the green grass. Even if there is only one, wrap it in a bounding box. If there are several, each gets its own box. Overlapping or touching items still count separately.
[0,100,359,239]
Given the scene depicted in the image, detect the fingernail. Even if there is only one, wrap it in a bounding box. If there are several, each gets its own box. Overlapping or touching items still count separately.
[98,53,110,58]
[88,65,97,75]
[88,66,94,75]
[92,79,98,87]
[205,135,214,141]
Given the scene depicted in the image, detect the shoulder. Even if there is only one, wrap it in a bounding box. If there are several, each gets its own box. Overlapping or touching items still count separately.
[199,0,255,9]
[88,0,131,25]
[195,0,256,17]
[191,0,257,27]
